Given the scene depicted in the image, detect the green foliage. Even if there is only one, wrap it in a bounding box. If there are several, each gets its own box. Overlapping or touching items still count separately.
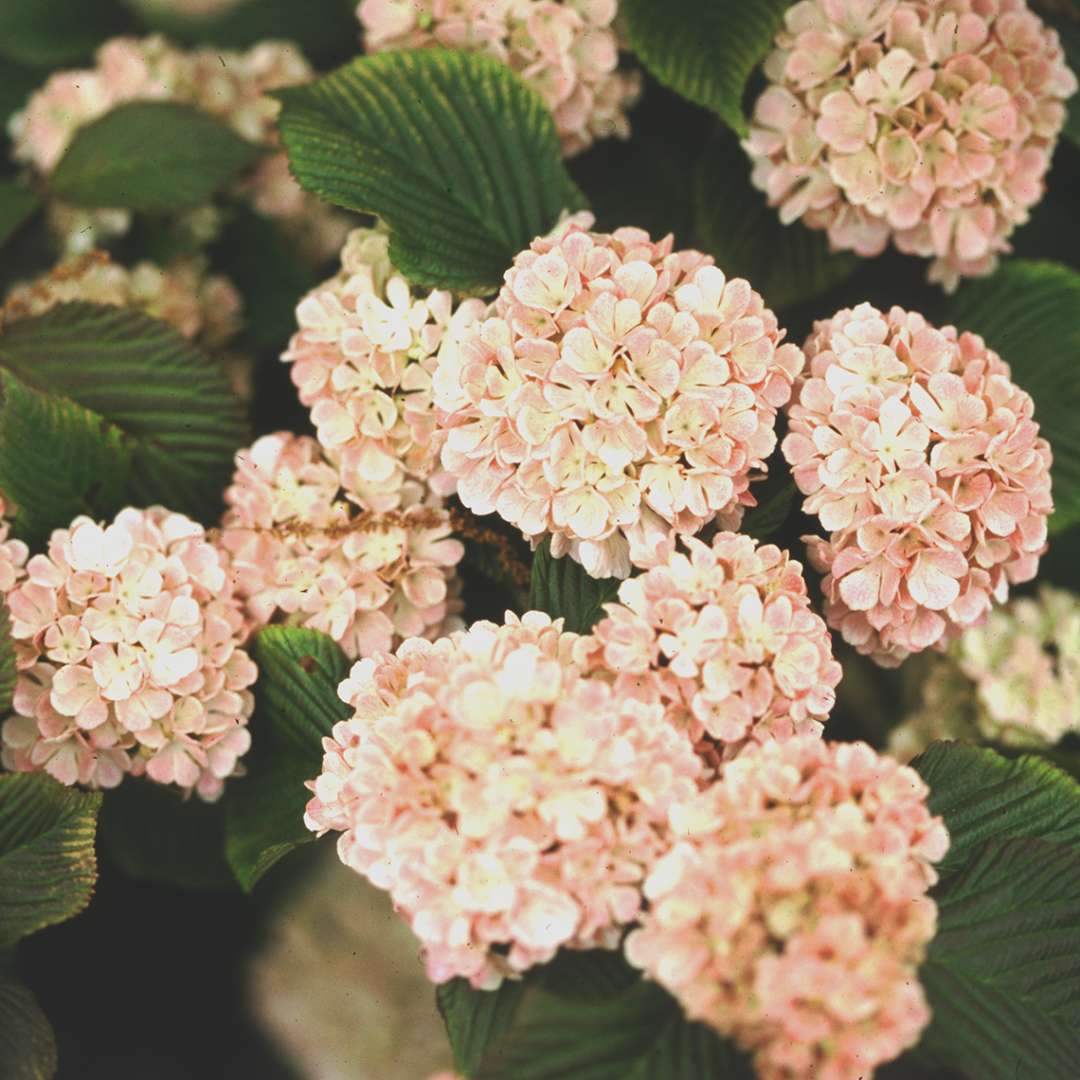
[438,979,529,1079]
[692,134,859,310]
[224,627,351,890]
[741,461,798,543]
[0,182,38,250]
[98,781,235,891]
[0,956,57,1080]
[275,49,587,292]
[0,598,18,717]
[0,302,248,537]
[621,0,790,136]
[51,102,265,213]
[913,741,1080,875]
[0,774,101,948]
[920,838,1080,1079]
[0,0,128,68]
[945,259,1080,534]
[528,538,621,634]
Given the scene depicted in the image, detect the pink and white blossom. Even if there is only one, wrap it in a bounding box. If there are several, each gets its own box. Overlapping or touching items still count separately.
[783,303,1052,665]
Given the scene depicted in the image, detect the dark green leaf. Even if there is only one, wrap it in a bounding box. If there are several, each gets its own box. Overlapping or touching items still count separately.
[529,538,621,634]
[0,958,57,1080]
[621,0,790,135]
[0,370,133,546]
[0,182,38,250]
[223,627,350,890]
[0,302,248,532]
[478,978,753,1080]
[0,0,127,68]
[249,627,351,758]
[913,741,1080,875]
[0,597,18,716]
[51,102,265,213]
[944,260,1080,534]
[0,59,45,134]
[692,133,858,310]
[275,48,587,292]
[98,780,235,891]
[920,838,1080,1080]
[536,949,640,1002]
[438,979,529,1079]
[0,774,101,947]
[741,470,797,543]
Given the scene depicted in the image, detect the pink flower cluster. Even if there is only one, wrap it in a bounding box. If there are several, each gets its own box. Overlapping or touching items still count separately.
[0,498,29,596]
[434,215,805,579]
[783,303,1052,665]
[283,228,487,511]
[626,736,948,1080]
[9,35,346,257]
[220,432,465,660]
[305,612,703,988]
[4,251,243,350]
[357,0,641,156]
[744,0,1078,288]
[0,508,257,799]
[891,584,1080,758]
[577,531,841,758]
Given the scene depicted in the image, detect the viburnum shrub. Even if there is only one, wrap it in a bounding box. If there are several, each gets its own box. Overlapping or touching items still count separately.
[0,2,1078,1078]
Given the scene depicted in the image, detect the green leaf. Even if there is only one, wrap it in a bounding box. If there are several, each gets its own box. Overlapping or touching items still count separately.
[438,979,529,1079]
[0,0,127,68]
[528,538,621,634]
[0,774,101,948]
[0,597,17,717]
[98,780,235,891]
[0,182,38,250]
[477,978,754,1080]
[0,371,133,546]
[0,958,57,1080]
[51,101,265,213]
[223,627,350,890]
[0,302,248,533]
[741,465,797,543]
[692,133,858,311]
[621,0,790,136]
[275,48,587,292]
[920,838,1080,1080]
[0,59,42,133]
[913,741,1080,876]
[944,260,1080,534]
[248,627,351,758]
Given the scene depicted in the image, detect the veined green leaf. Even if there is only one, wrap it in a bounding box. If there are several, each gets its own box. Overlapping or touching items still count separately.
[529,538,620,634]
[0,956,57,1080]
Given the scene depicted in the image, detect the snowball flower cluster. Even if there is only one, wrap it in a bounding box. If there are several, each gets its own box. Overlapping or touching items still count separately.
[284,228,486,510]
[9,35,345,256]
[220,432,465,659]
[783,303,1052,665]
[744,0,1078,288]
[577,531,841,758]
[626,736,948,1080]
[1,508,257,799]
[0,497,29,595]
[435,215,805,579]
[305,612,703,988]
[358,0,641,156]
[3,251,242,350]
[890,584,1080,758]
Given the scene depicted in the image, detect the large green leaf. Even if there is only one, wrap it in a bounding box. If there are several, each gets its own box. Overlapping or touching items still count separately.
[0,597,18,717]
[528,538,621,634]
[621,0,790,136]
[98,780,235,891]
[223,627,350,890]
[0,302,248,534]
[0,0,127,67]
[438,979,530,1079]
[920,838,1080,1080]
[0,371,133,545]
[0,182,38,250]
[0,956,56,1080]
[477,977,753,1080]
[692,134,858,311]
[913,741,1080,875]
[275,49,587,292]
[944,260,1080,534]
[51,102,265,213]
[0,774,101,948]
